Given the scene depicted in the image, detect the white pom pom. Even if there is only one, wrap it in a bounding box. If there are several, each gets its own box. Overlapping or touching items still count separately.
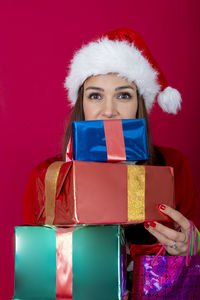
[157,87,182,114]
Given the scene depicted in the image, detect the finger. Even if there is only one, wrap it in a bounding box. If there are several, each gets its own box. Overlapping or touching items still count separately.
[144,222,175,247]
[144,223,187,254]
[158,204,190,231]
[147,221,187,243]
[165,244,188,256]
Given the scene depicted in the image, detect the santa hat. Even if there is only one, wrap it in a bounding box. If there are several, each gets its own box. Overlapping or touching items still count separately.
[64,28,181,114]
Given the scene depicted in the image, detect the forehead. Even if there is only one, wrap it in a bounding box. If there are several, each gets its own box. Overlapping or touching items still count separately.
[84,74,137,89]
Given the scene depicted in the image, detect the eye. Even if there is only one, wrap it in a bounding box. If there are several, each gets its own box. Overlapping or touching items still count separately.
[88,93,103,100]
[117,92,132,100]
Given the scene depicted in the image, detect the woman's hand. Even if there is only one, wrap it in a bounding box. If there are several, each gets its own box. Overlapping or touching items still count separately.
[144,204,200,256]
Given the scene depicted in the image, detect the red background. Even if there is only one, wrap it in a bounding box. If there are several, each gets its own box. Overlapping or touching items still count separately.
[0,1,199,298]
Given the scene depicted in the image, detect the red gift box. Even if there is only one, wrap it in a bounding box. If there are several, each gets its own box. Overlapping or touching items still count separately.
[36,161,174,225]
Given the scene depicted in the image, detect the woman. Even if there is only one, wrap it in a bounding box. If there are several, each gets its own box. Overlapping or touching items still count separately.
[23,28,200,256]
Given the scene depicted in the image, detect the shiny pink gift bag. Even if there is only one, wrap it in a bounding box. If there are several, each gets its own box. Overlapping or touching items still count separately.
[131,222,200,299]
[131,255,200,299]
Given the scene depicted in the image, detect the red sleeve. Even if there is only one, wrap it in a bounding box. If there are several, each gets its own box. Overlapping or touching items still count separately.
[22,155,63,225]
[158,146,200,227]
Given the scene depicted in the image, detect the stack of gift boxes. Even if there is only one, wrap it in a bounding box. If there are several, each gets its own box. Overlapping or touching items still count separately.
[13,119,174,300]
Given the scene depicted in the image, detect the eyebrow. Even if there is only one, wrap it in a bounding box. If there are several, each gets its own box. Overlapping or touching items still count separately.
[85,85,135,91]
[85,87,104,91]
[115,86,135,91]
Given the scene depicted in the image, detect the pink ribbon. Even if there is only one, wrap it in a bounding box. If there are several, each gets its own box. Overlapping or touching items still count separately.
[103,120,126,162]
[66,136,73,162]
[56,228,73,299]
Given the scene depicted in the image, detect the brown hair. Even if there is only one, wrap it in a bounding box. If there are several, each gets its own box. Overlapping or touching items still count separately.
[62,86,165,166]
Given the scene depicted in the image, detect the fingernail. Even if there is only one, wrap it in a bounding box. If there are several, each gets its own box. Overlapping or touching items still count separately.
[158,204,166,210]
[150,221,156,228]
[144,223,150,229]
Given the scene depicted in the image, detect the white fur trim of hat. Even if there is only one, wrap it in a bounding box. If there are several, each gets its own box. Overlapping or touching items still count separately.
[64,28,182,114]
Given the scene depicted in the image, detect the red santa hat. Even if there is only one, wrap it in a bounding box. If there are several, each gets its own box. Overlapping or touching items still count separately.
[64,28,181,114]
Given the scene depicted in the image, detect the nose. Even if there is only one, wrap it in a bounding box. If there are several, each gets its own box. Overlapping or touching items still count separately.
[101,97,117,119]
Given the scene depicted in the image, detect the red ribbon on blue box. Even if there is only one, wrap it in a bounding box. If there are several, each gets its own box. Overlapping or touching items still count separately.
[71,119,149,162]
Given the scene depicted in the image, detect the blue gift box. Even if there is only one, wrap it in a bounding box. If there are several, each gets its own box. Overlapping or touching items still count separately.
[72,119,149,162]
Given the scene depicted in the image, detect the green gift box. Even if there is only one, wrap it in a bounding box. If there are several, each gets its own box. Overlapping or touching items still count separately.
[13,225,126,300]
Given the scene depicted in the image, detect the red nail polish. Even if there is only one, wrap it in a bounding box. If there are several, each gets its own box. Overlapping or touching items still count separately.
[150,221,156,228]
[159,204,166,210]
[144,223,150,229]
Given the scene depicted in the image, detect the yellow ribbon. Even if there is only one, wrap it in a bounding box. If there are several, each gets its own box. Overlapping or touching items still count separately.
[128,165,145,221]
[45,161,64,225]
